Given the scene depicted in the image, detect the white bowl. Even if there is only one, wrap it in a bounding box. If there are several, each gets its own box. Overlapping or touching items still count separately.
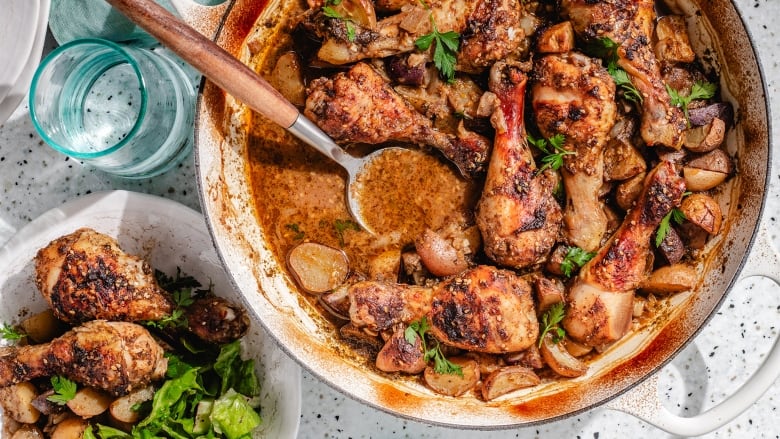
[0,0,50,124]
[0,190,301,438]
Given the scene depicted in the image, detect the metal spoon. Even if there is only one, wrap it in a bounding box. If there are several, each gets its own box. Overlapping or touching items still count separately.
[105,0,393,233]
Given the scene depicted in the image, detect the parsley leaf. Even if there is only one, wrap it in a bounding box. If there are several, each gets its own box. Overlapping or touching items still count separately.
[146,268,206,330]
[655,207,687,247]
[587,37,643,104]
[47,376,77,405]
[285,223,305,240]
[608,63,643,104]
[0,323,24,341]
[322,3,357,42]
[527,133,575,173]
[415,15,460,82]
[538,302,566,348]
[334,219,360,247]
[405,317,463,376]
[666,80,717,127]
[560,246,596,278]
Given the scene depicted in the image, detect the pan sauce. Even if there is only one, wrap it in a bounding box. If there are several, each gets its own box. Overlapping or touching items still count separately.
[240,0,738,401]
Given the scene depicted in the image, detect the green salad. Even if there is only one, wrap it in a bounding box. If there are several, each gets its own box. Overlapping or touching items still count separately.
[84,340,262,439]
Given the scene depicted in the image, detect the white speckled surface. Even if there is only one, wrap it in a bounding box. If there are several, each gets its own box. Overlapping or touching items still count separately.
[1,1,778,437]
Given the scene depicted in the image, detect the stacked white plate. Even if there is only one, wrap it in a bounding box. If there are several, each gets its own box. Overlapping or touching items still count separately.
[0,0,51,124]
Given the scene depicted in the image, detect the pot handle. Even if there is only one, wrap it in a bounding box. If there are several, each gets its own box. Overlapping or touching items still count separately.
[605,219,780,436]
[167,0,229,38]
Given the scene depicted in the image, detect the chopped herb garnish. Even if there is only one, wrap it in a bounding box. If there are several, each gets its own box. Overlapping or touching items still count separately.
[405,317,463,376]
[587,37,643,104]
[146,268,207,330]
[285,223,305,240]
[322,0,357,42]
[655,207,687,247]
[527,133,574,173]
[666,80,717,127]
[538,302,566,348]
[47,376,77,405]
[608,63,643,104]
[415,12,460,82]
[560,246,596,278]
[333,219,360,246]
[0,323,24,341]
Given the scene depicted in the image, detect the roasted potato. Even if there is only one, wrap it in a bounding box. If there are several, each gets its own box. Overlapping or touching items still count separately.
[49,416,89,439]
[680,193,723,235]
[415,228,469,277]
[687,148,733,175]
[481,366,541,401]
[639,264,698,295]
[423,357,480,397]
[654,15,696,63]
[0,382,40,424]
[269,52,306,107]
[683,167,728,192]
[66,387,112,418]
[19,310,67,344]
[10,424,44,439]
[109,385,155,424]
[604,139,646,182]
[683,118,726,153]
[615,172,646,211]
[287,242,350,294]
[533,275,565,315]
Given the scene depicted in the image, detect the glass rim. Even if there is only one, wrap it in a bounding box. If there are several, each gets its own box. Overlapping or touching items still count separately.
[29,38,149,159]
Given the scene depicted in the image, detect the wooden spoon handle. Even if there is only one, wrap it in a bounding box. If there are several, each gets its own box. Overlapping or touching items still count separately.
[105,0,300,129]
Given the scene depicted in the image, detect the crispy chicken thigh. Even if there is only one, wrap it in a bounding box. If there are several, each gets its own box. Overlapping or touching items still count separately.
[0,320,166,396]
[35,227,174,323]
[305,62,490,177]
[476,61,562,269]
[349,265,538,354]
[561,0,686,149]
[563,161,686,346]
[531,52,617,251]
[428,265,538,353]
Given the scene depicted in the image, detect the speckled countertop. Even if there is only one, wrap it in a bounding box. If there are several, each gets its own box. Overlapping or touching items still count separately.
[1,0,779,437]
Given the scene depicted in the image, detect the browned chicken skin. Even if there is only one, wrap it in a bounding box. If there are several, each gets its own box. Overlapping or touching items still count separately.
[349,265,538,354]
[34,228,249,344]
[561,0,686,149]
[476,61,563,268]
[563,161,686,346]
[531,52,617,251]
[0,320,167,396]
[428,265,538,353]
[305,62,490,177]
[457,0,528,73]
[34,227,174,323]
[306,0,479,65]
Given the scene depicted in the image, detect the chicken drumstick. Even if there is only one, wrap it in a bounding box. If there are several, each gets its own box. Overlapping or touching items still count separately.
[532,52,617,252]
[34,228,248,345]
[0,320,167,396]
[476,61,563,269]
[561,0,687,149]
[563,160,686,346]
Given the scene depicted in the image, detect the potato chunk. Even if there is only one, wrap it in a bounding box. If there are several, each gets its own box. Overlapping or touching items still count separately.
[481,366,540,401]
[423,357,480,397]
[0,382,40,424]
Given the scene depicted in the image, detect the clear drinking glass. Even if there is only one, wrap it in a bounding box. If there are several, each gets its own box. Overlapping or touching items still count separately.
[29,38,195,178]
